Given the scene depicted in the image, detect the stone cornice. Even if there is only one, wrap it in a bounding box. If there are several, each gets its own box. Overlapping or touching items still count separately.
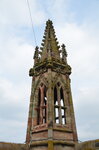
[29,60,71,77]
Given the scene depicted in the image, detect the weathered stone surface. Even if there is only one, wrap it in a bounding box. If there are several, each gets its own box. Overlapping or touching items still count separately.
[75,139,99,150]
[0,142,28,150]
[30,146,48,150]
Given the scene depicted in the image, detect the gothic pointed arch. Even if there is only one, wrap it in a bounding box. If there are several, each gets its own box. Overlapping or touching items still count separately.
[33,82,48,126]
[53,73,70,105]
[53,73,67,89]
[54,81,66,125]
[34,75,48,93]
[37,83,47,125]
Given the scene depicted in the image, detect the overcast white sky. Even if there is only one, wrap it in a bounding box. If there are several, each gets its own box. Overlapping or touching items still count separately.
[0,0,99,143]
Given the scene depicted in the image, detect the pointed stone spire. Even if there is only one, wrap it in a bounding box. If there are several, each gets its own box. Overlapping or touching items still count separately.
[29,20,71,77]
[40,20,60,62]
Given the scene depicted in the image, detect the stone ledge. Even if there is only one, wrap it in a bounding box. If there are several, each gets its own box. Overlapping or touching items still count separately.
[53,127,72,133]
[75,139,99,150]
[30,139,75,147]
[0,142,28,150]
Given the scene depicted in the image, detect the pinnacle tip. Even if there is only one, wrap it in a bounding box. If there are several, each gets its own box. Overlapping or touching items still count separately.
[35,46,39,50]
[46,19,53,25]
[61,44,66,48]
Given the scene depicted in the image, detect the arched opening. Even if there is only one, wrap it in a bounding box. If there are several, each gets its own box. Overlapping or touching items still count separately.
[54,83,66,125]
[60,87,66,125]
[37,83,47,125]
[54,86,59,123]
[37,88,41,125]
[60,87,64,106]
[43,86,47,124]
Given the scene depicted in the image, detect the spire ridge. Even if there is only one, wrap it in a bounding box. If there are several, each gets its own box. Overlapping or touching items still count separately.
[40,20,60,61]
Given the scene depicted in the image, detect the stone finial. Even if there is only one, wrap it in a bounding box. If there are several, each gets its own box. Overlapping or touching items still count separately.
[34,46,39,64]
[34,46,39,59]
[46,19,53,27]
[61,44,67,63]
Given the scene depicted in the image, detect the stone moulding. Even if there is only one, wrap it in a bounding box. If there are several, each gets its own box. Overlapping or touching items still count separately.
[30,140,75,147]
[29,61,71,77]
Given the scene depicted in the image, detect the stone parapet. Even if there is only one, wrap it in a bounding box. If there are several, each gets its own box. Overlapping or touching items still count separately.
[75,139,99,150]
